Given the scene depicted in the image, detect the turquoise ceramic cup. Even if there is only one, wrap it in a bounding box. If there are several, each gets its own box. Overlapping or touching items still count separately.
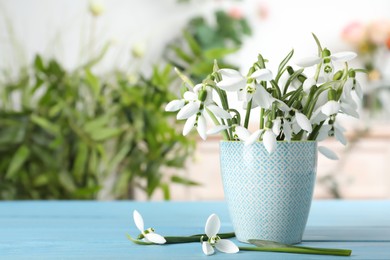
[220,141,317,244]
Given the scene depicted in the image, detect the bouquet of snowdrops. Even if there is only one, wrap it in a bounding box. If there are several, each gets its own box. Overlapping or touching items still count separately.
[165,34,363,159]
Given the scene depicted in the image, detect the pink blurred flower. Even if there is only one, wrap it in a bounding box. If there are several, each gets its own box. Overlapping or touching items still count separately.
[228,7,243,20]
[367,19,390,45]
[387,37,390,49]
[341,21,366,45]
[257,2,269,20]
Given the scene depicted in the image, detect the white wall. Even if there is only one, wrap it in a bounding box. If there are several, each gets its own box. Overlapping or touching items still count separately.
[1,0,390,74]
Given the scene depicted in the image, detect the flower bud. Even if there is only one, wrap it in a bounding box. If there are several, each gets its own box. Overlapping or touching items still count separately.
[89,0,105,17]
[322,48,331,58]
[198,90,207,102]
[333,70,343,80]
[328,89,337,101]
[287,66,294,75]
[265,120,273,129]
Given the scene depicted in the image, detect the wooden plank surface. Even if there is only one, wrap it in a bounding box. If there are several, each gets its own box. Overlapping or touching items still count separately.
[0,201,389,259]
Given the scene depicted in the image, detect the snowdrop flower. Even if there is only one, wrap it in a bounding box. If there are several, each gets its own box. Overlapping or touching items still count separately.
[321,100,341,116]
[294,112,312,133]
[202,214,239,256]
[217,68,273,92]
[303,77,317,93]
[165,85,232,140]
[318,146,339,160]
[133,210,166,244]
[217,68,276,109]
[262,129,277,154]
[296,49,357,80]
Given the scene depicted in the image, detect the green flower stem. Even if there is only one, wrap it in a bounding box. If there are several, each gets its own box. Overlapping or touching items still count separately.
[308,121,325,140]
[127,232,235,245]
[206,108,229,140]
[244,100,253,128]
[239,246,351,256]
[209,85,232,139]
[259,108,265,129]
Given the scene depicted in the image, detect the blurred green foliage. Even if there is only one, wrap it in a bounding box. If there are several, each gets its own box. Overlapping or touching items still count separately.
[0,9,251,200]
[166,10,251,82]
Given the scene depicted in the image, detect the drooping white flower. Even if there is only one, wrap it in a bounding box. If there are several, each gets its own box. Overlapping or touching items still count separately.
[169,85,232,140]
[206,125,230,135]
[321,100,340,116]
[316,124,332,141]
[282,120,292,142]
[296,50,357,80]
[165,99,185,112]
[202,214,239,256]
[303,77,317,93]
[234,126,251,141]
[318,146,339,160]
[244,129,262,146]
[217,68,273,92]
[262,129,277,154]
[133,210,166,244]
[334,122,347,145]
[295,112,312,133]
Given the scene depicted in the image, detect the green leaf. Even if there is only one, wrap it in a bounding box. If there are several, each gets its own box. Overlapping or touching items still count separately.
[204,47,238,60]
[275,49,294,83]
[245,240,352,256]
[30,114,60,135]
[171,46,193,63]
[34,55,45,72]
[183,30,202,56]
[85,69,100,97]
[160,183,170,200]
[171,175,200,186]
[83,116,110,133]
[89,128,123,141]
[6,145,30,179]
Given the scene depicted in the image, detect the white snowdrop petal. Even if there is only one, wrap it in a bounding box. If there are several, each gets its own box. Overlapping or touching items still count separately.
[334,121,346,132]
[331,51,357,62]
[145,233,166,244]
[275,99,291,112]
[283,120,292,142]
[316,125,332,141]
[295,56,322,67]
[245,129,262,146]
[272,118,281,136]
[318,146,339,160]
[250,69,273,81]
[303,77,317,93]
[202,242,215,255]
[208,105,232,119]
[197,115,207,140]
[218,68,243,77]
[217,77,246,92]
[205,214,220,238]
[340,103,359,118]
[295,112,312,133]
[253,86,275,109]
[207,125,229,135]
[165,100,185,112]
[335,128,347,146]
[263,129,277,154]
[215,239,239,254]
[354,81,363,100]
[235,126,251,141]
[292,122,301,134]
[183,115,196,136]
[183,91,197,101]
[133,210,144,232]
[321,101,340,116]
[177,102,200,120]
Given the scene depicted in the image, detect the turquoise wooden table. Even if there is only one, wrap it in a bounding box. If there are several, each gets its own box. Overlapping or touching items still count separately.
[0,200,389,259]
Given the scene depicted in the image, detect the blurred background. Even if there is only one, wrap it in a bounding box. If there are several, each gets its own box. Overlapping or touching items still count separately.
[1,0,390,201]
